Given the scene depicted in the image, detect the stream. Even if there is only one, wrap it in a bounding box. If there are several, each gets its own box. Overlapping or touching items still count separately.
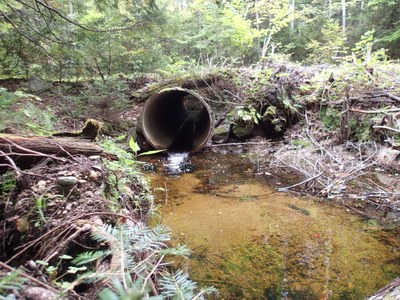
[141,151,400,299]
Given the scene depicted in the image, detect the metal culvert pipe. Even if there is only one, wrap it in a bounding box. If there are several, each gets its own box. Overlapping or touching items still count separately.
[141,87,213,152]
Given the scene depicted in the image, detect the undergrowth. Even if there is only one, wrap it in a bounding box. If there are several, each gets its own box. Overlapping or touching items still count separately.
[0,88,55,134]
[0,139,216,299]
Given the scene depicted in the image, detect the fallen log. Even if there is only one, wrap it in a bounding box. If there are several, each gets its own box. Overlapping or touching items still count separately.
[368,277,400,300]
[0,134,108,172]
[0,134,104,157]
[0,119,112,167]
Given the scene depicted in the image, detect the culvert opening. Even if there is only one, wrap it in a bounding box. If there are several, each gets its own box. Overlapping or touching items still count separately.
[141,88,213,152]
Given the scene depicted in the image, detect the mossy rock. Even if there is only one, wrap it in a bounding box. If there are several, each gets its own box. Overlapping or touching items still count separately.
[232,122,254,139]
[53,119,102,141]
[212,123,231,144]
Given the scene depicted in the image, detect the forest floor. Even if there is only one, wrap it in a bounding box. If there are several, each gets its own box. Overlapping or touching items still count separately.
[1,62,400,299]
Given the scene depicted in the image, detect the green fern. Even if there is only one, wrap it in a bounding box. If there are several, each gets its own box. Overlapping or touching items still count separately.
[159,270,217,300]
[72,250,112,266]
[0,270,28,299]
[99,276,163,300]
[70,222,215,298]
[159,244,191,258]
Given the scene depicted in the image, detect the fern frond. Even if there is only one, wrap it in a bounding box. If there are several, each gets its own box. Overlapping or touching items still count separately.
[159,270,197,300]
[0,270,28,295]
[77,271,112,284]
[72,250,112,266]
[99,277,164,300]
[91,224,120,244]
[159,244,191,258]
[127,223,170,252]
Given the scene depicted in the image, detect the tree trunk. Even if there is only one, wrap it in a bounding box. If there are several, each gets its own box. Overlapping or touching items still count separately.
[290,0,295,31]
[341,0,346,34]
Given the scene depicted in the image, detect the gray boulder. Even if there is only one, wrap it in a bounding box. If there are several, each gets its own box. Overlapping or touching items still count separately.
[27,75,51,92]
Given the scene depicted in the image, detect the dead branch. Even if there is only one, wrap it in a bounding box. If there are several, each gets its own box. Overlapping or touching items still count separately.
[277,172,324,192]
[373,125,400,134]
[43,224,92,262]
[0,261,58,292]
[0,150,20,177]
[384,93,400,103]
[304,113,339,163]
[350,108,400,114]
[211,141,277,147]
[0,136,66,161]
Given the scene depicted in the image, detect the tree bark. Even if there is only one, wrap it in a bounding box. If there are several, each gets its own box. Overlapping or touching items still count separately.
[0,134,104,157]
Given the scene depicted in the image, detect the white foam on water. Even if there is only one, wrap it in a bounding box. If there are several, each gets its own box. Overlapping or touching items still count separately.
[164,152,190,175]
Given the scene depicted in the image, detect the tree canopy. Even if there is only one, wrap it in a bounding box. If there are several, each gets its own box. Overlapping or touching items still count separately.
[0,0,399,80]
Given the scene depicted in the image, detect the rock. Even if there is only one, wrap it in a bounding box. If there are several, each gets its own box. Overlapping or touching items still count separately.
[212,123,231,144]
[232,122,254,139]
[27,75,51,92]
[34,180,47,194]
[56,176,78,187]
[23,287,57,300]
[26,260,37,270]
[89,155,101,161]
[88,170,99,181]
[142,163,155,172]
[16,218,30,232]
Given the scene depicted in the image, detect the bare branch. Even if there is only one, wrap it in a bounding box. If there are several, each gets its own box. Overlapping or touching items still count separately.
[373,125,400,134]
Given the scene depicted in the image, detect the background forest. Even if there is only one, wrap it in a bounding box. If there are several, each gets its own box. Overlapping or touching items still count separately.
[1,1,400,299]
[1,0,399,81]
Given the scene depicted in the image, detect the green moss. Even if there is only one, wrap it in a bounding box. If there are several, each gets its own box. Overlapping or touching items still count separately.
[348,115,374,142]
[320,107,341,130]
[292,139,312,147]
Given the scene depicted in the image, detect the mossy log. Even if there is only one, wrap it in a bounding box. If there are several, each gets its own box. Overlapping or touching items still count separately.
[131,72,227,103]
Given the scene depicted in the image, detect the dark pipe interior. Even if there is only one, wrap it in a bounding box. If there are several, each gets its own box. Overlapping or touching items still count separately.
[142,89,212,152]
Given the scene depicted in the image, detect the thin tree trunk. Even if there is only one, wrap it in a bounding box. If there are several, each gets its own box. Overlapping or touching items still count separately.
[340,83,350,141]
[290,0,295,31]
[68,0,74,18]
[341,0,346,34]
[107,32,112,77]
[261,31,273,57]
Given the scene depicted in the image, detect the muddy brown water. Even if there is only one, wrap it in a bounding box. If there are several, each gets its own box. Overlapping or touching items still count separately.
[141,151,400,299]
